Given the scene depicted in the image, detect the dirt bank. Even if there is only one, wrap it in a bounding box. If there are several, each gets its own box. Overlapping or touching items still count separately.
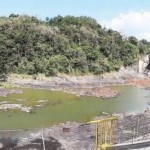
[7,73,126,89]
[7,67,149,89]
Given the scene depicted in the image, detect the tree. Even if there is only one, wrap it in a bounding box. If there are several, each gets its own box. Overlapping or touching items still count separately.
[0,15,147,76]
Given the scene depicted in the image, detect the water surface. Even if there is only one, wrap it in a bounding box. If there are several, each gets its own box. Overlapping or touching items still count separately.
[0,86,149,129]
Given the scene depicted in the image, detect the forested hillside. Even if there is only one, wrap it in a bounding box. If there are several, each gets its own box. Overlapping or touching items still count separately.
[0,15,150,77]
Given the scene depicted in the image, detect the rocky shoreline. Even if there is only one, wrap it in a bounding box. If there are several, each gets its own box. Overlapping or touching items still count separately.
[5,70,127,100]
[5,69,150,98]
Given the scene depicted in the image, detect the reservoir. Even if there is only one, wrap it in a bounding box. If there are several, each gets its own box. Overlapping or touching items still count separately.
[0,86,149,129]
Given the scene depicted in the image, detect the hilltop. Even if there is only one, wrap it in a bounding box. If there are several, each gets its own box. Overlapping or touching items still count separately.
[0,15,150,78]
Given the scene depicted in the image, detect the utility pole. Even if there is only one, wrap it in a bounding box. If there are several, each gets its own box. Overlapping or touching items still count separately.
[42,129,46,150]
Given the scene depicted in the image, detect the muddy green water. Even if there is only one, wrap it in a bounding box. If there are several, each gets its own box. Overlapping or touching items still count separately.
[0,86,150,129]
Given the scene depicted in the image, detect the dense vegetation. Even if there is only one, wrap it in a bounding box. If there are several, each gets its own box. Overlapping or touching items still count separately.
[0,15,150,78]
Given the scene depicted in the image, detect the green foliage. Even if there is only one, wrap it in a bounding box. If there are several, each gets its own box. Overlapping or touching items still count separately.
[0,15,150,77]
[46,55,69,74]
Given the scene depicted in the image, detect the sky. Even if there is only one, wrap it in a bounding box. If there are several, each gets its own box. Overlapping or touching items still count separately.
[1,0,150,40]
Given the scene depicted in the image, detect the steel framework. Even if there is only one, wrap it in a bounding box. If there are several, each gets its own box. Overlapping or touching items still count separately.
[88,116,117,150]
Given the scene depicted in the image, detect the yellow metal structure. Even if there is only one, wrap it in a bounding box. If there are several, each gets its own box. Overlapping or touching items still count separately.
[88,116,117,150]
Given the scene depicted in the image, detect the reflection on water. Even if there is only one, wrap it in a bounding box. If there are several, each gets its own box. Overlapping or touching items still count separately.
[0,86,149,129]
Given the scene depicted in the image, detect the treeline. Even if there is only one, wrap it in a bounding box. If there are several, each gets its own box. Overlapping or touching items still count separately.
[0,15,150,78]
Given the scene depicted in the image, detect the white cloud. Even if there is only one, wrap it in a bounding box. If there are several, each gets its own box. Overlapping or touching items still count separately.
[102,11,150,41]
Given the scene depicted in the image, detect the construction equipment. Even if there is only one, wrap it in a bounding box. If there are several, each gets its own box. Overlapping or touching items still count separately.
[88,116,117,150]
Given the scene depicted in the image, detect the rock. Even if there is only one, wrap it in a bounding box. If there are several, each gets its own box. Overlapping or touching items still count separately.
[21,106,32,113]
[0,104,22,110]
[0,104,32,113]
[37,100,48,103]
